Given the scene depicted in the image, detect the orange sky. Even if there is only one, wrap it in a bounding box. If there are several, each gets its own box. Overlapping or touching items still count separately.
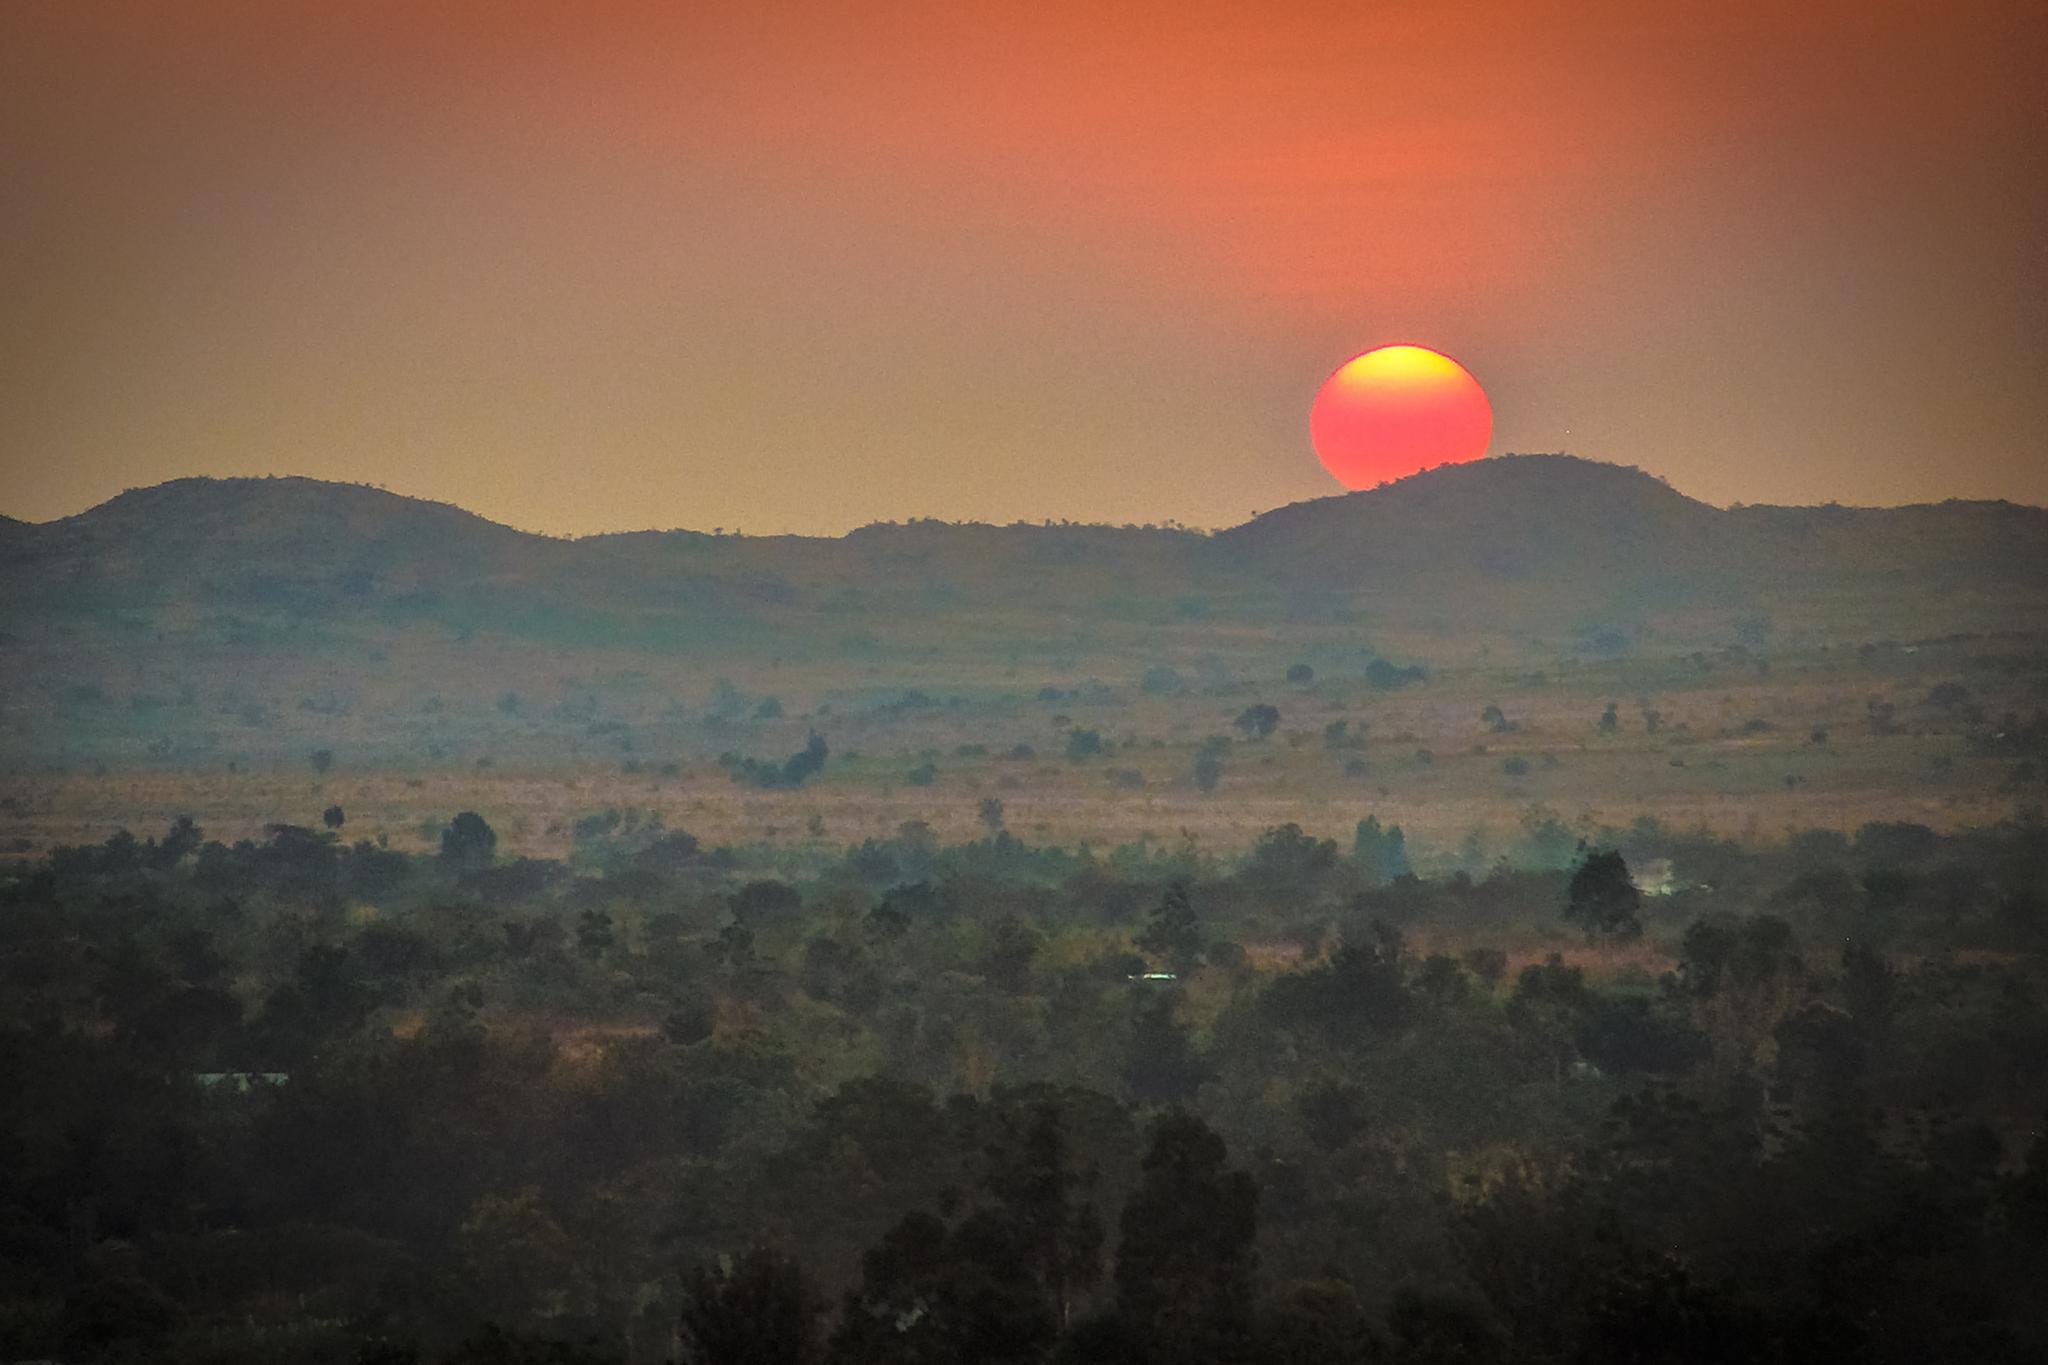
[3,0,2042,534]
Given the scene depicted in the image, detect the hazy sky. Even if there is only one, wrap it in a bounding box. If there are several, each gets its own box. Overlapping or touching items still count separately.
[4,0,2042,535]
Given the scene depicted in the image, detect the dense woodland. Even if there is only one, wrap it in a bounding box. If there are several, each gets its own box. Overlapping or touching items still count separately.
[5,804,2048,1363]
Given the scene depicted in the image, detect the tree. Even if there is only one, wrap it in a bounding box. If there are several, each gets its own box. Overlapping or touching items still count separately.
[149,814,204,868]
[1564,850,1640,940]
[1233,705,1280,741]
[1122,995,1212,1106]
[1259,924,1414,1046]
[1067,728,1104,760]
[1352,816,1410,884]
[576,909,615,959]
[1285,663,1314,686]
[783,731,830,785]
[665,997,717,1046]
[1134,883,1203,973]
[982,1102,1106,1331]
[1113,1111,1258,1363]
[457,1187,581,1328]
[1462,946,1508,990]
[1296,1081,1372,1153]
[1507,953,1589,1087]
[310,747,335,774]
[978,797,1006,834]
[681,1249,823,1365]
[980,915,1044,993]
[321,803,345,830]
[732,879,804,929]
[830,1209,1053,1365]
[1192,741,1226,793]
[1676,913,1804,1076]
[440,811,498,867]
[1598,702,1619,734]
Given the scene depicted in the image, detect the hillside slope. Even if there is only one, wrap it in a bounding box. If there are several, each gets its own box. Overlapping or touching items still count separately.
[2,457,2042,652]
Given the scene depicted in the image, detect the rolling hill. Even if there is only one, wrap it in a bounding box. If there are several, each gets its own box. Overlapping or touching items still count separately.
[2,455,2044,689]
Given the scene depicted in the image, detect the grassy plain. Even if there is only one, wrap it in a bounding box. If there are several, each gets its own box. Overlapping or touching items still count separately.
[4,626,2032,863]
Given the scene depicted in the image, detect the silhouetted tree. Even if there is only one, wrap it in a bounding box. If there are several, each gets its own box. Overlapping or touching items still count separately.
[830,1209,1051,1365]
[1114,1112,1257,1363]
[983,1102,1106,1331]
[1123,996,1212,1106]
[1564,850,1640,940]
[1352,816,1411,884]
[1134,883,1203,974]
[440,811,498,867]
[783,731,830,785]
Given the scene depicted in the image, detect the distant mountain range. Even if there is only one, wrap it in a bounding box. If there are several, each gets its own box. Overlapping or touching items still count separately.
[4,455,2044,658]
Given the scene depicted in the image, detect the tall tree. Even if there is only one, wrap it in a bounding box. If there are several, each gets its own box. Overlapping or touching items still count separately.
[983,1102,1106,1330]
[1134,883,1202,973]
[1113,1111,1258,1364]
[1122,996,1212,1107]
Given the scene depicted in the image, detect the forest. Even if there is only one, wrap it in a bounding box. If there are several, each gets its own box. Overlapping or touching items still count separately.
[4,803,2046,1363]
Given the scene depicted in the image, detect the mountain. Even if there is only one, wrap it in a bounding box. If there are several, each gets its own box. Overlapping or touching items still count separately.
[1218,454,2048,596]
[1217,455,1729,586]
[2,457,2043,655]
[0,477,565,616]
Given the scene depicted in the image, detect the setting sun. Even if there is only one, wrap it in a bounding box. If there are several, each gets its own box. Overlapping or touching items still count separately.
[1310,344,1493,488]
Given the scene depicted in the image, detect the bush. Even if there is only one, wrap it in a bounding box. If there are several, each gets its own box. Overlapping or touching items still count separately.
[1364,658,1425,690]
[1233,705,1280,740]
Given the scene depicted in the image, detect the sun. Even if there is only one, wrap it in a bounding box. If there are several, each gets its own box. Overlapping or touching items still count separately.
[1309,344,1493,489]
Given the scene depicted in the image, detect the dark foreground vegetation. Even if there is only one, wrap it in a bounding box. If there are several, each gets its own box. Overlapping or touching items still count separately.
[5,805,2048,1363]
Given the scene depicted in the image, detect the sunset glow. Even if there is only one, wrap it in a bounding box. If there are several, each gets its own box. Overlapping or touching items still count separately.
[1309,345,1493,489]
[0,1,2041,528]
